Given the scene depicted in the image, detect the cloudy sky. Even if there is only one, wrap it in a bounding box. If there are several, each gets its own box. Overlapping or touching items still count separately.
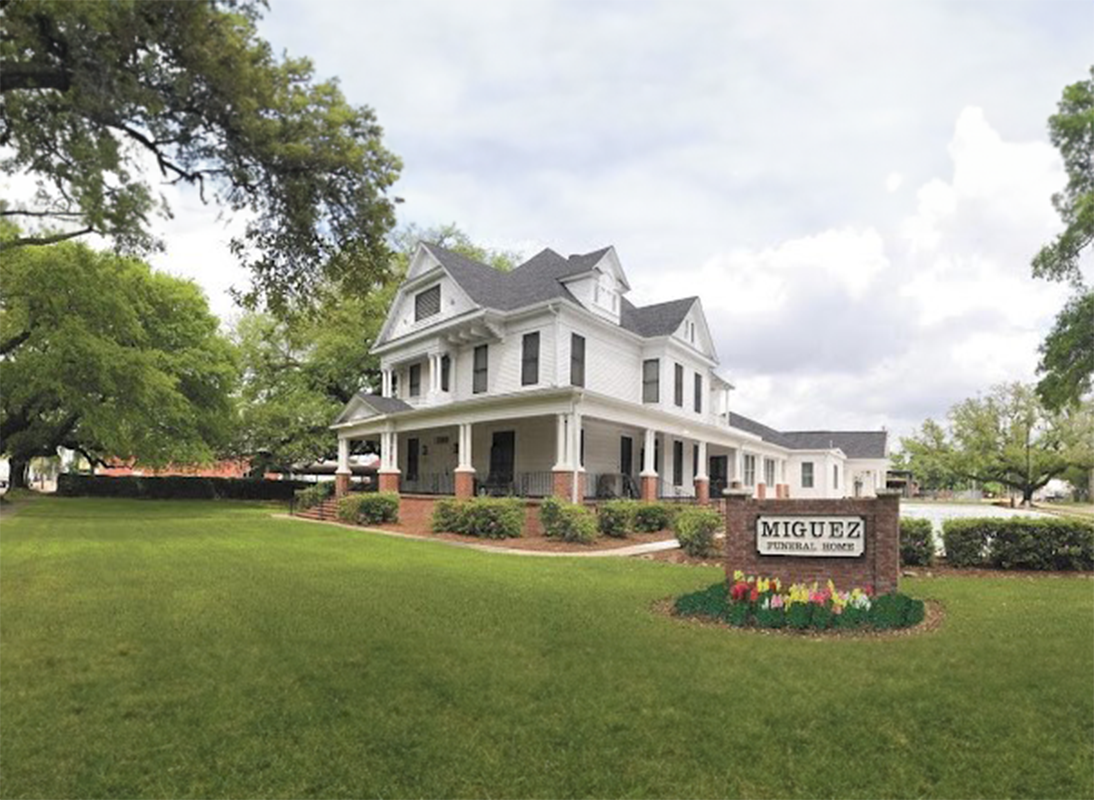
[128,0,1094,441]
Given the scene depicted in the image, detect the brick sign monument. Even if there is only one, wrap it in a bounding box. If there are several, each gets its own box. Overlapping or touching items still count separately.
[723,489,902,594]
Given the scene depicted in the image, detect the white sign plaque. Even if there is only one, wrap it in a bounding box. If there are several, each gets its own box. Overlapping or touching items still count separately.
[755,516,866,557]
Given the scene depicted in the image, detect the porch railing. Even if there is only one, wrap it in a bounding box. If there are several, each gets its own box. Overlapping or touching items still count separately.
[401,472,455,496]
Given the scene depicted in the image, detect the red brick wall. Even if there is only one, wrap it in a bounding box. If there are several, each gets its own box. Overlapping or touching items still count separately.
[724,492,901,594]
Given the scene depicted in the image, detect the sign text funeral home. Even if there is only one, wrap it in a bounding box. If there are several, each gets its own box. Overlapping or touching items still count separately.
[756,516,865,557]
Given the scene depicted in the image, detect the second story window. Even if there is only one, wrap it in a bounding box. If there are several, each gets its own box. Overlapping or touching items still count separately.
[764,458,775,487]
[521,332,539,386]
[694,373,703,413]
[642,359,659,403]
[802,462,814,488]
[833,464,840,489]
[409,363,421,397]
[415,285,441,322]
[744,454,756,487]
[441,355,450,392]
[473,344,488,394]
[674,363,684,407]
[571,334,585,387]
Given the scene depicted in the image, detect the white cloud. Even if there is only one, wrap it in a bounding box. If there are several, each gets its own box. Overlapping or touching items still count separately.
[885,173,904,193]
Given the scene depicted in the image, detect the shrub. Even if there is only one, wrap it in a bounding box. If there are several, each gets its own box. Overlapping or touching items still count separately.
[459,498,524,539]
[542,500,597,543]
[900,517,935,566]
[942,519,991,567]
[673,582,729,619]
[295,481,334,510]
[432,498,467,534]
[539,496,564,534]
[337,492,399,525]
[598,499,638,538]
[431,498,523,538]
[673,506,722,557]
[633,502,673,533]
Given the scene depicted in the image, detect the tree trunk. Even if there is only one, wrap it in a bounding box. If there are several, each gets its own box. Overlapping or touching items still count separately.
[8,458,29,489]
[1022,485,1034,507]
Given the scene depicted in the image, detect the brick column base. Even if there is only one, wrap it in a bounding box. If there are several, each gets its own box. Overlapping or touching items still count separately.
[454,470,475,499]
[641,475,658,502]
[378,472,400,493]
[552,470,572,500]
[335,472,351,497]
[694,477,710,505]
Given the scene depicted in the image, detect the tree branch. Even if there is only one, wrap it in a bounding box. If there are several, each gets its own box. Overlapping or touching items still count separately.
[0,63,72,93]
[0,227,93,249]
[0,330,32,356]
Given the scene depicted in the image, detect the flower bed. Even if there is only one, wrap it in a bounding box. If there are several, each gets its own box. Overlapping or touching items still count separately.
[674,571,925,631]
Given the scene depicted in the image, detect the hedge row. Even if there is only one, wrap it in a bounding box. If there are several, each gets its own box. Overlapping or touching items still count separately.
[942,517,1093,571]
[56,474,306,500]
[540,497,597,543]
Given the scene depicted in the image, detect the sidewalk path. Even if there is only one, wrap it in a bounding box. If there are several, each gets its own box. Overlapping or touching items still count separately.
[274,513,681,557]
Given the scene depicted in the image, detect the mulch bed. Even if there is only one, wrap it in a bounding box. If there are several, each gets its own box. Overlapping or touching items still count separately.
[370,521,677,552]
[653,597,948,639]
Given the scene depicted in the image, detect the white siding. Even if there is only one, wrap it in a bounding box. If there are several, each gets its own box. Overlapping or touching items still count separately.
[386,274,475,341]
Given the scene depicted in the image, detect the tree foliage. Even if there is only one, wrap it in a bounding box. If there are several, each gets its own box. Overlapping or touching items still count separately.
[896,419,964,491]
[233,224,522,469]
[909,383,1094,504]
[0,0,402,314]
[1037,289,1094,409]
[0,231,237,487]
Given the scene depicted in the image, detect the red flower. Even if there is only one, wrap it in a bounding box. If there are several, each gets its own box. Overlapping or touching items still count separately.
[749,587,759,603]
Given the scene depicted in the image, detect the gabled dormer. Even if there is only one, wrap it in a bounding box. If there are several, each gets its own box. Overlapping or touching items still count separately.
[558,247,630,325]
[375,245,481,346]
[673,298,717,360]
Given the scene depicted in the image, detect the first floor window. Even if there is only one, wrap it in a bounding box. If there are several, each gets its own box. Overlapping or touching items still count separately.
[692,444,699,478]
[743,454,756,487]
[643,359,660,403]
[409,363,421,397]
[473,345,488,394]
[764,458,775,487]
[673,440,683,486]
[521,332,540,386]
[802,462,815,488]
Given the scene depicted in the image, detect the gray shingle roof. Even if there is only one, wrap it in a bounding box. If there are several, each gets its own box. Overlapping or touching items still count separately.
[356,393,412,415]
[420,243,691,338]
[729,413,887,458]
[620,296,697,338]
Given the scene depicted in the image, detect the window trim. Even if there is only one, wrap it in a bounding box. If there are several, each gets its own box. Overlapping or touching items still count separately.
[801,461,815,489]
[521,332,540,386]
[473,344,488,394]
[571,333,586,387]
[642,359,660,404]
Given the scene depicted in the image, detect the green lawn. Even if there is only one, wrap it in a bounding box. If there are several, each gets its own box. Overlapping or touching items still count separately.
[2,498,1092,799]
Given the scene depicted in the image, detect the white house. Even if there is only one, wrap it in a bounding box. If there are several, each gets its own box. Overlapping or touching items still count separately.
[331,243,889,503]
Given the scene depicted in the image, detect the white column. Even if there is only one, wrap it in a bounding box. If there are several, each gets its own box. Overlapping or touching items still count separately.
[336,436,351,474]
[695,440,708,480]
[381,369,392,397]
[456,423,474,471]
[641,428,657,477]
[734,447,744,484]
[553,413,568,470]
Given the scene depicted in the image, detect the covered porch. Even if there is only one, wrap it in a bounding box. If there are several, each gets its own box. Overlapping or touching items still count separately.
[332,389,792,504]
